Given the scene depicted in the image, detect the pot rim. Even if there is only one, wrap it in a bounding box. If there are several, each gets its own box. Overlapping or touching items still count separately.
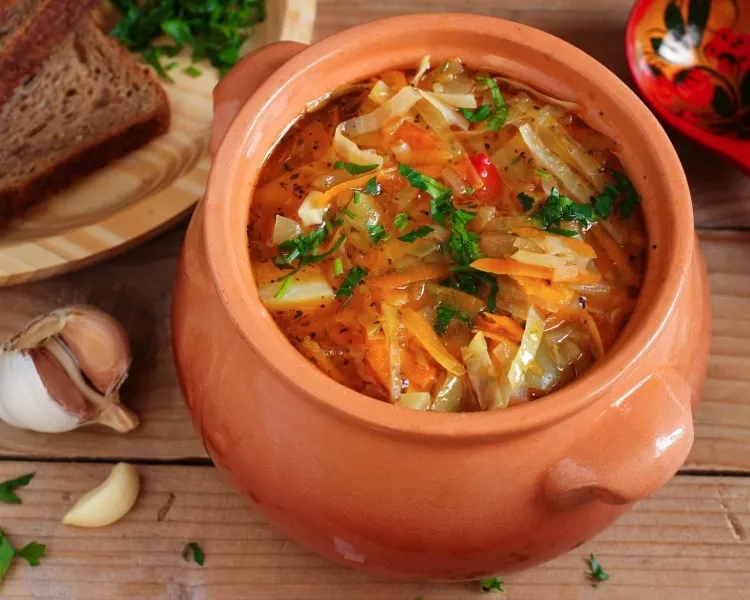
[202,13,693,439]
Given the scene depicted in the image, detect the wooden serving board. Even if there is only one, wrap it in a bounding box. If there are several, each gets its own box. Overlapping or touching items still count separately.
[0,0,317,287]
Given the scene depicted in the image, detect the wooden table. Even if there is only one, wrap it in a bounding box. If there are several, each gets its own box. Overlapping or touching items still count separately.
[2,1,749,598]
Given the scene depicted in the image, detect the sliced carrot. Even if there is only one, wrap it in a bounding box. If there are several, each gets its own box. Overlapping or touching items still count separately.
[368,264,449,289]
[366,339,390,387]
[401,307,466,376]
[473,329,514,344]
[589,223,639,286]
[514,276,575,313]
[392,121,442,149]
[402,346,438,390]
[566,269,602,285]
[512,226,597,259]
[471,258,556,280]
[481,314,525,342]
[311,167,397,208]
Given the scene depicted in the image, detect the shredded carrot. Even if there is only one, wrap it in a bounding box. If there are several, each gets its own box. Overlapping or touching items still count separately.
[366,340,390,387]
[299,337,348,385]
[481,314,525,342]
[566,269,601,285]
[403,346,438,390]
[471,258,556,280]
[401,307,466,376]
[512,226,597,259]
[514,277,575,313]
[392,121,442,148]
[368,264,449,289]
[312,167,397,208]
[580,310,606,359]
[589,223,639,286]
[473,329,514,344]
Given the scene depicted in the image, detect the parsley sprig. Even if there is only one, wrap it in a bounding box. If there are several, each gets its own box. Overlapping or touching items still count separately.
[336,266,368,305]
[434,305,474,335]
[588,553,610,582]
[0,531,45,583]
[0,473,34,504]
[459,77,508,130]
[182,542,205,566]
[479,576,504,592]
[109,0,266,79]
[333,161,379,175]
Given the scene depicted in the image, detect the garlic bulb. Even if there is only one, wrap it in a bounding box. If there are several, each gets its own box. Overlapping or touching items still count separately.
[0,305,138,433]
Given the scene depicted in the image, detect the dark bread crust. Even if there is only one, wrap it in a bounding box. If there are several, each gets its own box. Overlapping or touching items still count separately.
[0,0,101,108]
[0,24,172,220]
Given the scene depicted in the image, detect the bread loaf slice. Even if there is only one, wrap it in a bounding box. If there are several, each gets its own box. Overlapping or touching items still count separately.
[0,19,171,220]
[0,0,101,107]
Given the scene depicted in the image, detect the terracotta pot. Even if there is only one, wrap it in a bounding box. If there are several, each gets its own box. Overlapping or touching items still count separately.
[172,14,711,580]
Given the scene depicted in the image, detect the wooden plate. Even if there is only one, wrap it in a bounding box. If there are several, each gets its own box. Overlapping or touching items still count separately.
[0,0,317,286]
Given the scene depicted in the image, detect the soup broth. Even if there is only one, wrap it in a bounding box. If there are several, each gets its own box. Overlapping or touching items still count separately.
[249,57,647,412]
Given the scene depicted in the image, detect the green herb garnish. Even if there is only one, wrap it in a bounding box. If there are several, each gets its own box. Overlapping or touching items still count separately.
[333,258,344,277]
[511,155,522,164]
[399,163,452,201]
[465,185,474,196]
[393,213,410,231]
[588,553,610,582]
[535,168,549,179]
[341,207,356,219]
[364,177,381,195]
[458,104,492,123]
[336,266,368,304]
[398,225,434,243]
[109,0,265,78]
[447,210,483,265]
[546,226,578,237]
[479,576,504,592]
[533,188,594,231]
[613,171,642,218]
[592,183,618,219]
[274,274,293,299]
[434,304,474,335]
[184,65,202,77]
[333,161,378,175]
[0,531,45,583]
[477,76,508,130]
[0,473,34,505]
[352,190,362,204]
[367,223,389,245]
[517,192,535,212]
[182,542,205,567]
[273,226,344,270]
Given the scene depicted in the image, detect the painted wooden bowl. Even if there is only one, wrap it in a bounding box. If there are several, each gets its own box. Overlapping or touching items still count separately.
[626,0,750,174]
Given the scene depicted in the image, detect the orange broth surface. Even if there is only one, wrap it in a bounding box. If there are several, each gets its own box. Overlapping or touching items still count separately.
[248,57,647,412]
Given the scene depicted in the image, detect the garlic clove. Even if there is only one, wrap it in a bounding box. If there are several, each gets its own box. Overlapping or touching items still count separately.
[0,352,81,433]
[56,306,131,396]
[62,462,140,528]
[0,304,138,434]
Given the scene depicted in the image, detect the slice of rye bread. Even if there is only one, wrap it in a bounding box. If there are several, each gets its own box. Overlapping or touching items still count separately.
[0,0,102,108]
[0,19,170,220]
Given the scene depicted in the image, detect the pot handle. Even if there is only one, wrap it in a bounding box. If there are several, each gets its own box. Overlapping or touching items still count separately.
[210,41,308,158]
[543,373,694,508]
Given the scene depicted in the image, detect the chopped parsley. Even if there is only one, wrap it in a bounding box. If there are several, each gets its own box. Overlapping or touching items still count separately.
[430,192,454,227]
[588,553,610,582]
[341,207,356,219]
[333,161,378,175]
[182,542,205,567]
[399,163,452,202]
[465,185,474,196]
[367,223,389,245]
[434,305,474,335]
[535,168,549,179]
[477,76,508,130]
[613,171,642,218]
[393,213,410,231]
[273,275,293,299]
[352,190,362,204]
[364,177,381,195]
[511,155,522,164]
[109,0,265,78]
[447,210,482,265]
[532,188,594,231]
[0,531,45,583]
[336,266,368,304]
[442,268,499,313]
[0,473,34,504]
[333,258,344,277]
[592,183,618,219]
[184,65,202,78]
[479,576,504,592]
[517,192,535,212]
[398,225,434,243]
[458,104,492,123]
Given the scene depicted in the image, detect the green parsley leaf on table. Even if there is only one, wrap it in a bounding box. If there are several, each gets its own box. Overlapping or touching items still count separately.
[433,304,474,335]
[398,226,434,243]
[109,0,265,78]
[476,76,508,130]
[15,542,46,567]
[182,542,205,567]
[588,553,610,582]
[0,473,34,504]
[333,161,379,175]
[0,531,45,583]
[479,576,504,592]
[336,266,368,305]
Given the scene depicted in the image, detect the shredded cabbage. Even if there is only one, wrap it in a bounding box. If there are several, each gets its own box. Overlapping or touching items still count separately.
[369,80,391,105]
[332,123,384,168]
[396,392,432,410]
[427,91,477,109]
[507,306,545,391]
[431,374,463,412]
[497,77,580,111]
[461,332,507,410]
[419,90,470,131]
[411,55,431,86]
[272,215,302,245]
[518,124,596,203]
[382,304,403,401]
[341,86,421,137]
[512,249,568,269]
[298,190,329,226]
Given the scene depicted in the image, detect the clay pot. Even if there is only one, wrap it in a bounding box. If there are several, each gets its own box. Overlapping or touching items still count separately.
[172,14,711,580]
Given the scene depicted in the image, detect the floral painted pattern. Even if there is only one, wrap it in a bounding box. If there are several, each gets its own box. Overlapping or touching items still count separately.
[638,0,750,139]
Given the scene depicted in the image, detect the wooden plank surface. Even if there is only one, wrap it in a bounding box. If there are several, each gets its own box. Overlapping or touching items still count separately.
[0,462,748,600]
[0,229,748,472]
